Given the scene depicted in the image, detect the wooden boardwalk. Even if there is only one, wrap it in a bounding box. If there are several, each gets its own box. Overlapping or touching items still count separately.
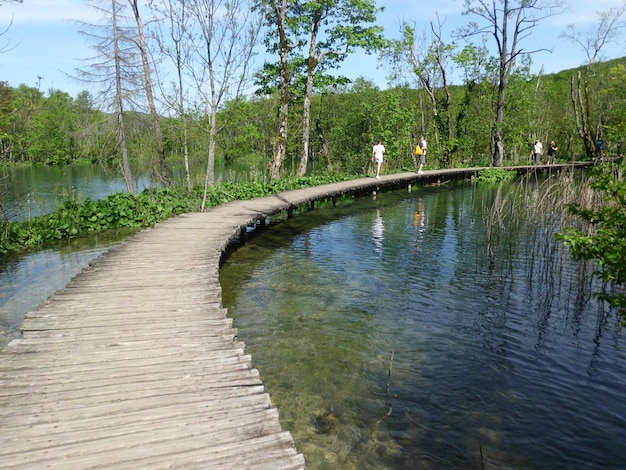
[0,165,586,468]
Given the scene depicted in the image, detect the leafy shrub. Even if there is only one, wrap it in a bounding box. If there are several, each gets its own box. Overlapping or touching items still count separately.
[557,164,626,311]
[476,168,517,183]
[0,175,355,255]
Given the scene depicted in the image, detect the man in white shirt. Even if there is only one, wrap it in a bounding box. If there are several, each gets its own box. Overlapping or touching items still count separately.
[372,139,385,179]
[533,140,543,165]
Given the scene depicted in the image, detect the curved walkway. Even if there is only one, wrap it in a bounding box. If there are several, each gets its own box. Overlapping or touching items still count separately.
[0,164,587,468]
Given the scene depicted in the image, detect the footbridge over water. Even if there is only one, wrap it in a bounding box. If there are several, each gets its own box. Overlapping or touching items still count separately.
[0,164,590,469]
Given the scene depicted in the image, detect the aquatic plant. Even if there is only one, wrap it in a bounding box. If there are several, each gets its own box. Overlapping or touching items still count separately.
[0,175,353,256]
[557,162,626,311]
[476,168,517,184]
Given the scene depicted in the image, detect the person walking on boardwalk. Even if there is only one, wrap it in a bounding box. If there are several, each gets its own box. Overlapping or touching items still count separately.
[532,140,543,165]
[596,137,605,161]
[372,138,385,179]
[547,141,558,164]
[417,136,427,175]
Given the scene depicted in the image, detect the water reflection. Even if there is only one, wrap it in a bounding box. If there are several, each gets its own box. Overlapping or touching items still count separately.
[220,182,626,470]
[371,208,384,255]
[0,234,127,348]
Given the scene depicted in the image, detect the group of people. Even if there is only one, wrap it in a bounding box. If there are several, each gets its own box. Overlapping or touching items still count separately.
[371,136,427,179]
[531,140,558,165]
[372,135,565,178]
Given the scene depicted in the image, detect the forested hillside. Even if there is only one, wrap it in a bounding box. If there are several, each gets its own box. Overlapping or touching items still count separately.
[0,57,624,180]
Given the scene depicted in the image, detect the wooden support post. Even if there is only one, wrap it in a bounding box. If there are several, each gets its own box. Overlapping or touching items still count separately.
[310,201,315,210]
[332,196,337,207]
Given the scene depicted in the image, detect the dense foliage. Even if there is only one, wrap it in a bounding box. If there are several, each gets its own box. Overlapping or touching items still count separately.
[558,162,626,310]
[2,58,626,178]
[0,174,351,255]
[476,168,517,184]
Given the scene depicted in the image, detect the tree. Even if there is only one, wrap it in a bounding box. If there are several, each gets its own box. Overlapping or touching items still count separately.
[561,3,626,158]
[183,0,262,208]
[292,0,386,175]
[265,0,291,181]
[26,90,77,164]
[127,0,172,186]
[111,0,134,192]
[459,0,563,167]
[452,42,499,166]
[149,0,194,191]
[77,0,142,192]
[385,16,458,165]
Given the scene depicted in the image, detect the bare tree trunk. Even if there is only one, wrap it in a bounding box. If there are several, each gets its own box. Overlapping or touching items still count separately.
[570,71,596,156]
[184,0,261,208]
[299,78,313,175]
[149,0,192,191]
[492,77,507,167]
[128,0,171,186]
[268,0,290,181]
[112,0,133,192]
[315,118,332,171]
[430,20,453,144]
[299,11,322,176]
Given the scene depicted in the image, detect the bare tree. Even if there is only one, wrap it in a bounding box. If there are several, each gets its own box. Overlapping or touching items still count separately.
[78,0,136,192]
[267,0,290,181]
[459,0,563,166]
[149,0,194,191]
[0,1,22,55]
[386,16,457,158]
[186,0,262,208]
[112,0,133,192]
[127,0,171,186]
[561,3,626,157]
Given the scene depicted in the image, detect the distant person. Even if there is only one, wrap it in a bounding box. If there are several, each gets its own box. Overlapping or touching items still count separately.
[532,140,543,165]
[372,138,385,179]
[547,141,558,164]
[618,140,623,157]
[417,136,427,175]
[596,138,604,161]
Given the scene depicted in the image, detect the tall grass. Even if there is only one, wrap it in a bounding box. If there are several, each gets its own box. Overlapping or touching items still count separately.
[480,168,610,312]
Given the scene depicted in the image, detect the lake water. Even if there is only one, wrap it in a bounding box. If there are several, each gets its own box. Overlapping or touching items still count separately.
[1,167,625,469]
[0,161,262,221]
[219,179,626,469]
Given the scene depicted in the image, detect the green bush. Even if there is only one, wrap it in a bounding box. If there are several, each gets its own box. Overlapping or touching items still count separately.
[476,168,517,183]
[0,175,355,256]
[557,163,626,311]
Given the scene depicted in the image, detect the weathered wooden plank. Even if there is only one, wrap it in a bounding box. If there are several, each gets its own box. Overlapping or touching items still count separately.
[0,406,282,458]
[19,315,232,332]
[0,367,262,397]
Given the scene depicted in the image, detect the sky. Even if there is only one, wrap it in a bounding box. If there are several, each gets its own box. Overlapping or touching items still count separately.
[0,0,625,99]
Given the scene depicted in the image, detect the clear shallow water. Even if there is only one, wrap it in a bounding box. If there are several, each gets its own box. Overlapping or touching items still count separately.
[0,234,127,348]
[0,164,153,221]
[0,161,264,221]
[220,182,626,469]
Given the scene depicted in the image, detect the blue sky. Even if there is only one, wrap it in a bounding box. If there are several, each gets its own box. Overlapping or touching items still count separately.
[0,0,625,99]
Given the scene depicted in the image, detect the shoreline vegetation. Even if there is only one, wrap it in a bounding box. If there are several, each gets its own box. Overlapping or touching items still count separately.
[2,162,625,314]
[0,173,355,256]
[0,166,534,256]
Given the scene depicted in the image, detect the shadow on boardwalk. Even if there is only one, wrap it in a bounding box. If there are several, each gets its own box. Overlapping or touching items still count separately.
[0,164,588,469]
